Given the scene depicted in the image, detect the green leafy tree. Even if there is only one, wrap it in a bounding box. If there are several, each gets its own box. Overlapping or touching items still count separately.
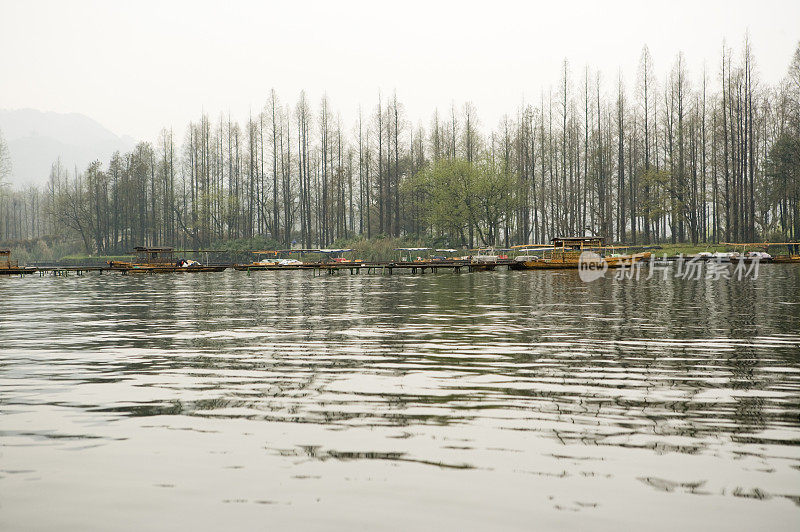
[407,158,518,246]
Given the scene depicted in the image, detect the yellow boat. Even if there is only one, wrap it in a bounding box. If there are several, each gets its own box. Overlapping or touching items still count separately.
[771,255,800,264]
[510,237,651,270]
[0,249,37,275]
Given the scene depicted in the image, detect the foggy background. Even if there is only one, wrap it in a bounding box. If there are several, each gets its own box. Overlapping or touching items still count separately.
[1,0,798,186]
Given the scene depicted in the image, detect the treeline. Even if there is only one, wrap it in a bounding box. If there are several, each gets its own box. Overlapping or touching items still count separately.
[2,38,799,253]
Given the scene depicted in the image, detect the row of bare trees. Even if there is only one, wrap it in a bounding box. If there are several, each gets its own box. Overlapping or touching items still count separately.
[2,38,799,253]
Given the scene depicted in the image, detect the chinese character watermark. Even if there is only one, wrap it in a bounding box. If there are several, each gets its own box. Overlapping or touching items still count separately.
[578,252,761,283]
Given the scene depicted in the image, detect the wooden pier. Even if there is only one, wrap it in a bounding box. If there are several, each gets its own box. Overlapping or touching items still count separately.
[233,259,515,276]
[36,266,110,276]
[3,253,798,279]
[313,260,515,275]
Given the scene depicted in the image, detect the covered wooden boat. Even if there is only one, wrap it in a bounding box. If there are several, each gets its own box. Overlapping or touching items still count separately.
[108,247,227,273]
[510,237,650,270]
[0,249,37,275]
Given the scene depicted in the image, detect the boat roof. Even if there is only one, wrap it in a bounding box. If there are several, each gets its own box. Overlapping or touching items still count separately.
[720,242,799,247]
[251,248,353,254]
[511,244,550,249]
[552,236,605,244]
[253,249,302,254]
[134,246,174,252]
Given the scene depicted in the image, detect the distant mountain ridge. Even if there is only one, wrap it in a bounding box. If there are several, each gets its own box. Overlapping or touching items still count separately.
[0,108,136,187]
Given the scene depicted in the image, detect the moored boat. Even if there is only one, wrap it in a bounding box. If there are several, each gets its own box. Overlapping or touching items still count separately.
[771,254,800,263]
[233,258,309,271]
[468,249,500,271]
[510,237,650,270]
[0,249,37,275]
[108,247,227,273]
[719,242,800,263]
[233,248,360,271]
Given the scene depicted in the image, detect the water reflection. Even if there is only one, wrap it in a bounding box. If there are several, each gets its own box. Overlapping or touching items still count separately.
[1,267,799,530]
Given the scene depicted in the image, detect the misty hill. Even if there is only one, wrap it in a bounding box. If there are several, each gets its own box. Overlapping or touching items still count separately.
[0,109,135,187]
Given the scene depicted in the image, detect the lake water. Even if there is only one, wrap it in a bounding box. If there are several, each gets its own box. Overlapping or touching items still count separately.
[1,266,799,530]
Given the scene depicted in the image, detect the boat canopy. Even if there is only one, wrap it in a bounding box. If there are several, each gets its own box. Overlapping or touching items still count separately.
[134,246,174,252]
[552,237,604,249]
[720,241,799,246]
[720,241,799,249]
[517,247,553,253]
[317,249,353,254]
[252,248,353,254]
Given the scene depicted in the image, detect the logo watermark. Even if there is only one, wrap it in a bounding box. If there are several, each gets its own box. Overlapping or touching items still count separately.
[578,253,761,282]
[578,251,608,282]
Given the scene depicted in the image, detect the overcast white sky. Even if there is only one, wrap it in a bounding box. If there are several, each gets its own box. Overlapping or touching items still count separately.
[2,0,798,141]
